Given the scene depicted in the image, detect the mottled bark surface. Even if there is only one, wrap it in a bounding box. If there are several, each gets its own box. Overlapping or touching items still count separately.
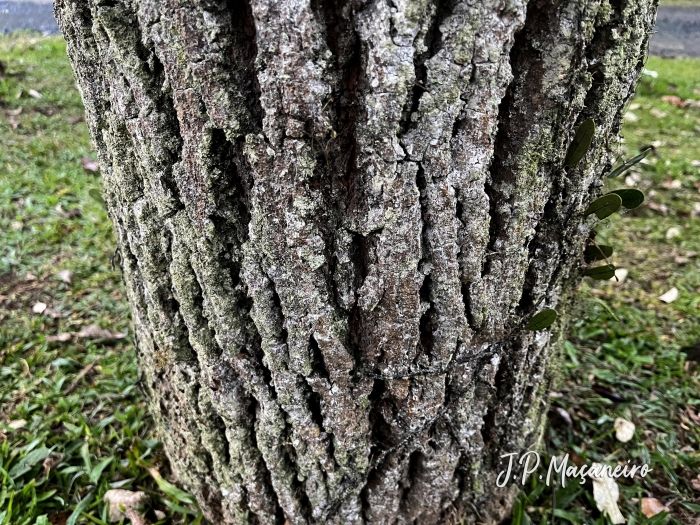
[55,0,656,522]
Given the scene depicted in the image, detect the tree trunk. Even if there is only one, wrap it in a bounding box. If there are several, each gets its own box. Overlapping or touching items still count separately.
[55,0,656,522]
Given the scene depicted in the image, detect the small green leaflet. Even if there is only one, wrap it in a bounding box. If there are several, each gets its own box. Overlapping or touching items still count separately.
[525,308,558,331]
[88,188,107,209]
[583,264,616,280]
[609,189,644,209]
[584,245,613,263]
[564,119,595,167]
[607,147,653,178]
[584,193,622,219]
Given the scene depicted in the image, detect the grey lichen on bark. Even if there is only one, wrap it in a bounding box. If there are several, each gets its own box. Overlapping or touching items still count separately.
[55,0,657,522]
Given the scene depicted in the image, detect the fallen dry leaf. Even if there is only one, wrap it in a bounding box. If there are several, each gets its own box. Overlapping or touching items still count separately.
[7,106,22,116]
[28,89,42,99]
[623,112,639,122]
[126,508,152,525]
[687,407,700,426]
[614,268,629,284]
[614,418,635,443]
[661,178,682,189]
[57,269,73,284]
[661,95,684,107]
[650,108,667,119]
[82,157,100,172]
[8,419,27,429]
[55,204,82,219]
[666,227,681,240]
[103,489,149,523]
[21,358,30,377]
[692,475,700,492]
[591,463,626,524]
[641,497,668,518]
[76,323,127,343]
[32,302,47,314]
[43,308,65,319]
[47,333,72,343]
[43,452,65,475]
[35,107,55,116]
[659,287,679,304]
[67,115,84,125]
[646,201,669,215]
[9,116,20,129]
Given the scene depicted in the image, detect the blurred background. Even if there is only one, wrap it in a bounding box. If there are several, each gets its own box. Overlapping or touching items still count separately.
[1,2,700,524]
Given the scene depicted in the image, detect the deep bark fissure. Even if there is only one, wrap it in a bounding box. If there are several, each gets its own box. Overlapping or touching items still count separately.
[480,23,526,283]
[227,0,265,133]
[415,163,435,368]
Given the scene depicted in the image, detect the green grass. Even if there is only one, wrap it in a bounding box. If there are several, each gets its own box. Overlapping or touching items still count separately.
[659,0,700,6]
[1,36,699,524]
[0,35,202,524]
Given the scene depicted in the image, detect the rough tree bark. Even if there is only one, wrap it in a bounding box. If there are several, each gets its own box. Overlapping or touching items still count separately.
[55,0,656,522]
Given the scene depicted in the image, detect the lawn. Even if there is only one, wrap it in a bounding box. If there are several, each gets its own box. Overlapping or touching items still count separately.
[659,0,700,6]
[0,35,202,524]
[1,35,699,524]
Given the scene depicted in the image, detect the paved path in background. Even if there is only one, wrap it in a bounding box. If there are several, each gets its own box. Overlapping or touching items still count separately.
[1,0,57,37]
[649,6,700,57]
[1,4,699,57]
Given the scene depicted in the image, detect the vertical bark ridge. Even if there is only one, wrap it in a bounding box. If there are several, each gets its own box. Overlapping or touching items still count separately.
[242,1,378,520]
[54,0,658,521]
